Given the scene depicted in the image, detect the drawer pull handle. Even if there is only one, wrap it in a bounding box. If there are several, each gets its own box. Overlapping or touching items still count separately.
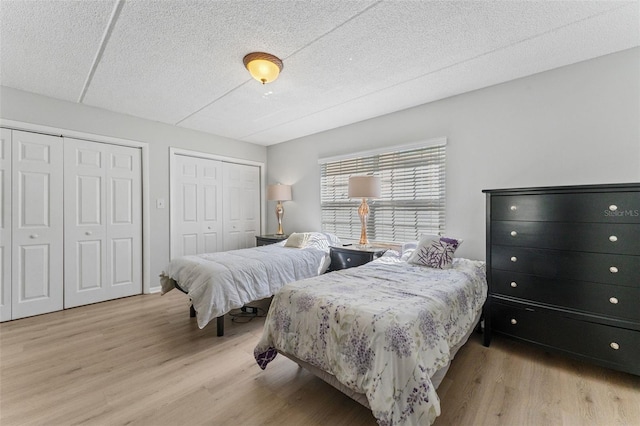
[609,266,618,274]
[609,204,618,211]
[510,282,517,288]
[510,318,517,325]
[609,297,619,304]
[30,234,39,239]
[610,342,620,350]
[608,235,618,242]
[85,231,92,236]
[510,256,517,262]
[510,205,517,211]
[510,231,517,237]
[346,257,351,262]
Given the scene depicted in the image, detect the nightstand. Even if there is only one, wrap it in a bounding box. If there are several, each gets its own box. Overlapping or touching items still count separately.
[329,245,387,271]
[256,234,288,246]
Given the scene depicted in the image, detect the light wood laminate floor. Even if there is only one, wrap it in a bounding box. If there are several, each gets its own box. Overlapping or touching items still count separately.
[1,291,639,425]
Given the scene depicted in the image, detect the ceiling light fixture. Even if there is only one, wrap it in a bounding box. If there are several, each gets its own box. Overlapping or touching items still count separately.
[243,52,283,84]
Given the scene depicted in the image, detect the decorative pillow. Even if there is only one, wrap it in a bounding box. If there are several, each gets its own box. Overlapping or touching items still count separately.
[284,232,341,251]
[407,235,463,269]
[284,232,311,248]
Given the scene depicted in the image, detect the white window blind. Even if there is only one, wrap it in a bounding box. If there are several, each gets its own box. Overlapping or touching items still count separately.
[320,142,446,242]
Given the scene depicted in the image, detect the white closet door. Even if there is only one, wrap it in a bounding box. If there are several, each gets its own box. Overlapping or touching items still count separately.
[64,139,106,307]
[11,130,63,319]
[0,129,12,321]
[223,162,260,251]
[106,144,142,300]
[172,155,222,258]
[64,138,142,308]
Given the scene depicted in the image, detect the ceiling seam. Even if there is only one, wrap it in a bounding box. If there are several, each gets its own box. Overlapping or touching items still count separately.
[280,0,383,61]
[78,0,125,103]
[240,3,635,142]
[174,0,383,127]
[174,80,252,126]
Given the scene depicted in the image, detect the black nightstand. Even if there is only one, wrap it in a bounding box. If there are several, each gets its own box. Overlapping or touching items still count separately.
[329,246,387,271]
[256,234,288,246]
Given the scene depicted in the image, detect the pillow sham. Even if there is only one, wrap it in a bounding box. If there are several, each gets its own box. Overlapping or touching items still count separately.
[284,232,311,248]
[284,232,341,252]
[407,234,463,269]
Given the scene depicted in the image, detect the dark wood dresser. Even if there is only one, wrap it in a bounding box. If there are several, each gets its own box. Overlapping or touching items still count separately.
[483,183,640,376]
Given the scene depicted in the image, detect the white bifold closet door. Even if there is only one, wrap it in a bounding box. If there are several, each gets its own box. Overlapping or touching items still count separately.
[172,155,223,258]
[11,130,64,319]
[222,162,260,251]
[0,129,12,321]
[64,138,142,308]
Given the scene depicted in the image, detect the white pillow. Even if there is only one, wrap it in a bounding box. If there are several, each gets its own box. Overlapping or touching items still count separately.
[284,232,311,248]
[284,232,341,252]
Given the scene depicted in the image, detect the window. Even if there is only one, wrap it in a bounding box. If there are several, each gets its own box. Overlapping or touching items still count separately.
[320,140,446,242]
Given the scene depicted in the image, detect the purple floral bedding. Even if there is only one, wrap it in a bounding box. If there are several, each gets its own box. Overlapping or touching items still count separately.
[254,254,487,425]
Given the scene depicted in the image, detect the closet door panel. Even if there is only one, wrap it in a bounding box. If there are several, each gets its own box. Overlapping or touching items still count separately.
[111,238,134,284]
[77,240,102,291]
[202,164,221,254]
[222,162,260,251]
[240,165,260,248]
[171,155,222,258]
[0,129,11,321]
[64,139,107,307]
[105,144,142,299]
[173,156,202,257]
[12,131,63,319]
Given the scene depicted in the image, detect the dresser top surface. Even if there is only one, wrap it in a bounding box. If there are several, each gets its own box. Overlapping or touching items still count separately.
[483,183,640,195]
[331,245,387,254]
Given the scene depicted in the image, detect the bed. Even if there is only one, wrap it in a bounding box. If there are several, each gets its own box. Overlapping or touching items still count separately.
[254,243,487,425]
[160,232,340,336]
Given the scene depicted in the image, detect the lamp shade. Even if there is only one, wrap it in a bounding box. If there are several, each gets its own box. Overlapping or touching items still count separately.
[348,176,381,198]
[243,52,283,84]
[267,184,292,201]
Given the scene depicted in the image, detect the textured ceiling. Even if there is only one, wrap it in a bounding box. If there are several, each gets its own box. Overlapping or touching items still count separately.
[1,1,638,146]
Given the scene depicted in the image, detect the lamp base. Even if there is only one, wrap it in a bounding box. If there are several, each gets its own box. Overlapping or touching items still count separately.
[275,201,285,235]
[358,198,369,246]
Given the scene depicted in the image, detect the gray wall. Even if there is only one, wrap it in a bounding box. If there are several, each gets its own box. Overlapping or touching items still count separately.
[265,47,640,261]
[0,86,267,292]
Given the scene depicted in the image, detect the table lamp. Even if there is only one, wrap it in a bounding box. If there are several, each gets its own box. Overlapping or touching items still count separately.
[267,184,292,235]
[348,175,381,246]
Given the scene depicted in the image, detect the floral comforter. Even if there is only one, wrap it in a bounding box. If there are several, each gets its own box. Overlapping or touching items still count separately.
[254,255,487,425]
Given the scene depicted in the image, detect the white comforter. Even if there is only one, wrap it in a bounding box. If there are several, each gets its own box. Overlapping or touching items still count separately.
[160,244,329,328]
[254,255,487,425]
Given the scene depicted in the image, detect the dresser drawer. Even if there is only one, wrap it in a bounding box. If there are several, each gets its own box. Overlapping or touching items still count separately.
[491,245,640,286]
[491,300,640,372]
[491,270,640,321]
[329,247,385,271]
[491,192,640,223]
[491,221,640,255]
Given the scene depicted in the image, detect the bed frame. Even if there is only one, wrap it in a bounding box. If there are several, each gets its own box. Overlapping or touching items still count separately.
[174,282,226,336]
